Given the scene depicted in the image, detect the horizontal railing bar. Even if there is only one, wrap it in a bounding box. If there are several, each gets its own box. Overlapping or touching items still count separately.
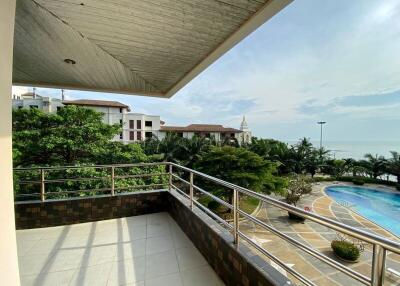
[170,184,233,230]
[17,173,168,185]
[13,162,168,171]
[238,231,316,286]
[238,209,370,285]
[171,173,190,185]
[44,177,109,183]
[193,199,233,230]
[114,184,165,191]
[170,163,400,254]
[115,173,168,179]
[192,184,233,210]
[45,188,111,196]
[238,188,400,254]
[15,193,41,197]
[171,183,189,198]
[16,180,42,185]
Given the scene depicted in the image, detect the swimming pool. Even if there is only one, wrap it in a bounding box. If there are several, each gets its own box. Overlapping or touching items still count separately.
[325,185,400,236]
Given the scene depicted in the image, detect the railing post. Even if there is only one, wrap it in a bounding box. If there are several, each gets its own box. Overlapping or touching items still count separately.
[371,244,386,286]
[111,166,115,196]
[233,188,239,245]
[168,164,172,191]
[189,172,194,209]
[40,169,45,202]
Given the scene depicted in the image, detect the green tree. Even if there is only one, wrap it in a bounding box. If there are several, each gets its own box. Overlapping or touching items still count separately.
[247,137,292,175]
[360,154,386,179]
[13,106,120,166]
[387,151,400,183]
[321,159,347,179]
[194,146,286,204]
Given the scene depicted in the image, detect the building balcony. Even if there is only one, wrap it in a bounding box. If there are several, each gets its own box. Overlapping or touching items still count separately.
[14,163,400,286]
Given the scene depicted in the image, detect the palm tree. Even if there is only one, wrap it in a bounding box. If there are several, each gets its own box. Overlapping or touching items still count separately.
[290,138,313,174]
[158,132,184,162]
[387,151,400,183]
[361,153,386,179]
[178,135,213,168]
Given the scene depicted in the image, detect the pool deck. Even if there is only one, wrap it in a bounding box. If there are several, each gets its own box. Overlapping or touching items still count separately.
[240,182,400,286]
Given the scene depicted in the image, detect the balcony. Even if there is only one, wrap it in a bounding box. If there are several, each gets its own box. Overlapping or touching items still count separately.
[14,163,400,286]
[17,212,224,286]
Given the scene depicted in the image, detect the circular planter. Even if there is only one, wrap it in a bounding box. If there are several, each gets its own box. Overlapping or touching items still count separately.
[288,211,306,222]
[333,251,359,263]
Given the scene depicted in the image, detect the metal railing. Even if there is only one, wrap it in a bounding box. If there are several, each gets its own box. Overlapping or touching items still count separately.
[13,163,169,201]
[13,162,400,286]
[167,163,400,286]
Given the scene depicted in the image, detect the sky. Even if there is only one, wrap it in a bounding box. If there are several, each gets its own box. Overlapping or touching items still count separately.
[12,0,400,142]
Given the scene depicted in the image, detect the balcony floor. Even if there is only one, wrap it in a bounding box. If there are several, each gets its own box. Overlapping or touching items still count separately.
[16,212,224,286]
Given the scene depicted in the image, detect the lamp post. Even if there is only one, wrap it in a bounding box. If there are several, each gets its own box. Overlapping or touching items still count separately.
[317,121,326,150]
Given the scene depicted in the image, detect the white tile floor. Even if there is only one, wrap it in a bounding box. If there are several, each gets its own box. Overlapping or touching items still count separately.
[16,212,225,286]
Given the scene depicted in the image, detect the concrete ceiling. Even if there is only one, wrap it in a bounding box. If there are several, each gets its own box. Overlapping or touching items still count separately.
[13,0,292,97]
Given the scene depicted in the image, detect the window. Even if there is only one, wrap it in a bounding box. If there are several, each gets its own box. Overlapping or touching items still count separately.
[130,131,134,140]
[177,132,183,137]
[205,133,211,138]
[230,133,235,138]
[145,132,153,139]
[137,120,142,129]
[137,131,142,141]
[119,119,123,126]
[119,108,123,113]
[145,121,152,127]
[30,105,38,109]
[119,133,123,140]
[129,120,134,129]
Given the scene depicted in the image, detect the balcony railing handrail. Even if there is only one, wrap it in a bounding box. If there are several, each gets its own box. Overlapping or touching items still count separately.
[169,162,400,253]
[13,162,400,286]
[13,162,168,171]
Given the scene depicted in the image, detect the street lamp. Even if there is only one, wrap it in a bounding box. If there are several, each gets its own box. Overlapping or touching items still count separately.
[317,121,326,150]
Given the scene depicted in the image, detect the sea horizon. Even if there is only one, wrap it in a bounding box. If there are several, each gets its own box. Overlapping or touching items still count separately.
[285,140,400,160]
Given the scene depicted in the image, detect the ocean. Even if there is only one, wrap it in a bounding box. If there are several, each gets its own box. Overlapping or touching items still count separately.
[286,141,400,160]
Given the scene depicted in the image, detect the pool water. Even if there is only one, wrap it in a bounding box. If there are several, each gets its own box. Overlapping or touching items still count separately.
[325,185,400,236]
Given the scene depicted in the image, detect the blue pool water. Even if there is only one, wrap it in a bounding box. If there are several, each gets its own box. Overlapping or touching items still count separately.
[325,185,400,236]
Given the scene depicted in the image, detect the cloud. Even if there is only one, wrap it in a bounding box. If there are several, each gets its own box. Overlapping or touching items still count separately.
[11,0,400,141]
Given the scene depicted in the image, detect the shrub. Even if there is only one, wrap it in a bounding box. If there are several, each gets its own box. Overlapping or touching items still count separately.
[207,200,221,211]
[331,240,360,262]
[352,177,365,185]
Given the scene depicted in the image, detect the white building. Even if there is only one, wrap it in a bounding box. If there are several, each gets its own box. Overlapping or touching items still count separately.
[12,89,64,113]
[238,116,252,144]
[12,93,250,144]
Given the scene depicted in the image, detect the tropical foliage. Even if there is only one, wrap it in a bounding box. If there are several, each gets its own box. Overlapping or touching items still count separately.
[13,106,400,204]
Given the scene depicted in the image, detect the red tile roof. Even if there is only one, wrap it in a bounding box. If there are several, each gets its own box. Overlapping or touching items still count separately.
[160,124,241,133]
[63,99,130,111]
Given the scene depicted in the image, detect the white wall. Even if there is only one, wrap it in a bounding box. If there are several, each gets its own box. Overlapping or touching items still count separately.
[123,113,161,142]
[1,0,21,284]
[12,97,64,113]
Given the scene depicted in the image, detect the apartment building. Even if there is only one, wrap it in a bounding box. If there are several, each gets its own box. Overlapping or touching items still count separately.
[12,93,250,144]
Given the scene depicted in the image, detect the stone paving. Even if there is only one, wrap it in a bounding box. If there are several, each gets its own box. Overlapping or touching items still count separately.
[240,182,400,286]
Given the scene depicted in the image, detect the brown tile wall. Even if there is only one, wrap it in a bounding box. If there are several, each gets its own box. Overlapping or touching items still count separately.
[15,190,169,229]
[167,192,292,286]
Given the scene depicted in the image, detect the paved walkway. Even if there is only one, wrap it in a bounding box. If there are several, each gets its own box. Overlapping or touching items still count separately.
[16,212,224,286]
[240,182,400,286]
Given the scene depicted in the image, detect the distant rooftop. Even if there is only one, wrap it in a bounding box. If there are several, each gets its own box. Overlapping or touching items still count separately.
[63,99,131,111]
[160,124,241,133]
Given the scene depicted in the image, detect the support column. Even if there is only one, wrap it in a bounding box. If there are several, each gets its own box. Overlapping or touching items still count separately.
[0,0,20,285]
